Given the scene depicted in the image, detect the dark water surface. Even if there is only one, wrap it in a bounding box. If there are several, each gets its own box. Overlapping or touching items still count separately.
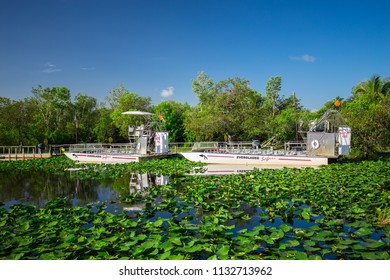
[0,170,136,213]
[0,165,257,212]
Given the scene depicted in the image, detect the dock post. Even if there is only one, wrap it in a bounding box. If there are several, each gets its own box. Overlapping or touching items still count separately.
[8,148,10,161]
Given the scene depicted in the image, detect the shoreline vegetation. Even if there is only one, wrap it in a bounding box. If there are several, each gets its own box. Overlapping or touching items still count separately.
[1,74,389,159]
[0,156,389,260]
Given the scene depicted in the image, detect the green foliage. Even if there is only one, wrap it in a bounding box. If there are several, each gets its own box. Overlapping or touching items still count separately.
[93,107,117,143]
[0,98,32,145]
[185,73,310,144]
[109,86,152,141]
[73,94,100,142]
[153,100,190,142]
[0,156,76,173]
[185,73,264,141]
[341,75,390,157]
[30,85,73,144]
[265,76,282,117]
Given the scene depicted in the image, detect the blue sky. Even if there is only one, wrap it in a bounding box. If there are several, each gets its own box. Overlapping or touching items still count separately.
[1,0,389,110]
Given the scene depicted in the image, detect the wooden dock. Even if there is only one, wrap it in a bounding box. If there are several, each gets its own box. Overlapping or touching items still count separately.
[0,146,51,161]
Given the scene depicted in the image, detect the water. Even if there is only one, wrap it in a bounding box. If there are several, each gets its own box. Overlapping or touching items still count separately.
[0,165,257,209]
[0,165,302,212]
[0,170,124,213]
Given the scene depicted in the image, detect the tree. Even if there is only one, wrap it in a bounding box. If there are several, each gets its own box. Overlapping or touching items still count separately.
[93,107,118,143]
[270,93,307,142]
[265,76,282,117]
[109,86,152,141]
[353,75,390,99]
[184,72,219,141]
[212,77,264,140]
[30,86,72,143]
[153,100,190,142]
[192,71,214,105]
[105,83,126,109]
[342,75,390,157]
[73,94,100,143]
[184,104,219,141]
[0,97,14,145]
[184,73,264,141]
[0,98,24,145]
[262,77,306,142]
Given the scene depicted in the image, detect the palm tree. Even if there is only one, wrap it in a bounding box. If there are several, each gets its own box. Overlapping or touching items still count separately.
[353,75,390,100]
[347,75,390,157]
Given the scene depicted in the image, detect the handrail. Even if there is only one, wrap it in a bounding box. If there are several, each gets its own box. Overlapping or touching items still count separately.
[0,145,51,160]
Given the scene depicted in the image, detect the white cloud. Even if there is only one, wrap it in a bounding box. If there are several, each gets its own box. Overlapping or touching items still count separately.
[289,54,316,63]
[44,63,56,68]
[81,67,96,71]
[160,86,174,98]
[42,63,61,73]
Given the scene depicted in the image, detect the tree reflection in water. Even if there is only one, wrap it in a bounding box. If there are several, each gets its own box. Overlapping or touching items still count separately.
[0,170,169,214]
[0,170,115,211]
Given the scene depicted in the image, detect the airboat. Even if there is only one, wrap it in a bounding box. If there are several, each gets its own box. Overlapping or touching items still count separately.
[64,111,170,163]
[181,110,351,167]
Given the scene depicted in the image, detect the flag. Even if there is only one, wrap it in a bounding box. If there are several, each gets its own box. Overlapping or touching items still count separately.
[74,114,78,128]
[158,112,165,122]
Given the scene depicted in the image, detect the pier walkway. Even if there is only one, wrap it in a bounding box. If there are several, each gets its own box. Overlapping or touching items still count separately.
[0,146,51,161]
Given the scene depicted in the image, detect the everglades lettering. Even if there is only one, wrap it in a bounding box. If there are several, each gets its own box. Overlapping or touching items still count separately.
[236,155,260,160]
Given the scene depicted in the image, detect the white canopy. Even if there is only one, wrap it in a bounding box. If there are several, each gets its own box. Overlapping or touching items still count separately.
[121,111,153,116]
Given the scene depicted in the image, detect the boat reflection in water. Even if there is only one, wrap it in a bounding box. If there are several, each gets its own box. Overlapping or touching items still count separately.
[189,164,294,176]
[123,172,168,211]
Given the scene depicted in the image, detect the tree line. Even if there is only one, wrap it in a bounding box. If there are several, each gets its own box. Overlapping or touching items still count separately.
[0,73,389,157]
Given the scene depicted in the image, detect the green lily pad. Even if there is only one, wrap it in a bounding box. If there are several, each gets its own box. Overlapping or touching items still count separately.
[354,227,373,237]
[270,229,285,240]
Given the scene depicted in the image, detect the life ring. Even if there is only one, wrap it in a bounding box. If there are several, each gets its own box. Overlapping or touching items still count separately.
[311,139,320,149]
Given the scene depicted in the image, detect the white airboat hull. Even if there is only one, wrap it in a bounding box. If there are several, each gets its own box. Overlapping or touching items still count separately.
[180,152,328,167]
[65,152,140,163]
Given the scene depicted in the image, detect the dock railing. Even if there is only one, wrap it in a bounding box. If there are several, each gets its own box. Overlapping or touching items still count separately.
[169,142,194,153]
[68,143,136,154]
[169,141,254,153]
[0,145,50,160]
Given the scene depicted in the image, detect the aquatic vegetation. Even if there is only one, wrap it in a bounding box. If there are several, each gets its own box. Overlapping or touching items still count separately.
[0,155,201,177]
[0,157,389,259]
[0,156,76,173]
